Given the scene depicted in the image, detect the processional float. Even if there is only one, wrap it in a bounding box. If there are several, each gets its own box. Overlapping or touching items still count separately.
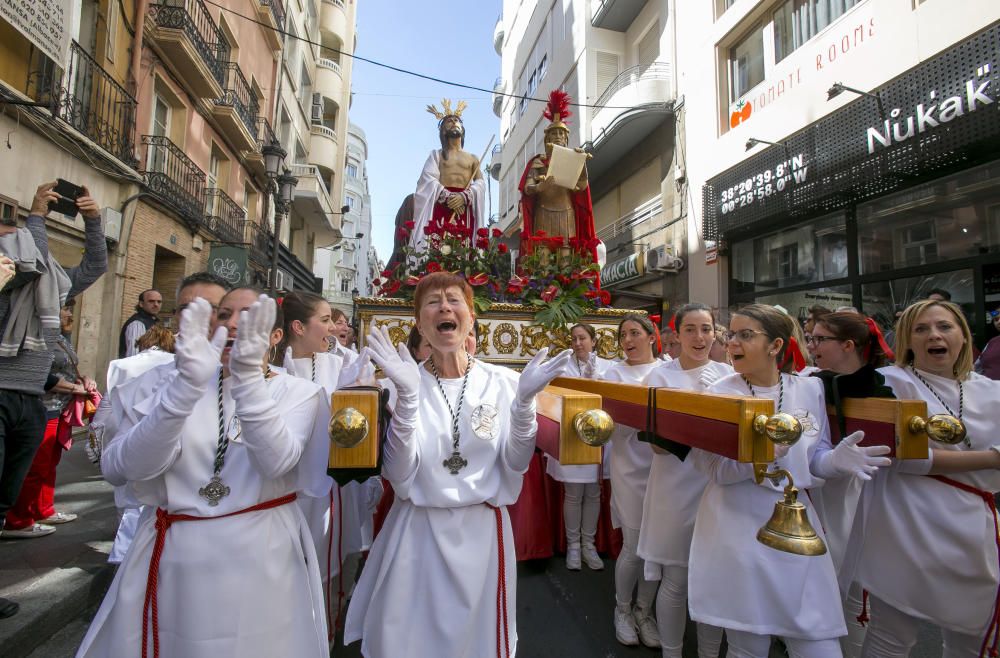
[321,90,966,557]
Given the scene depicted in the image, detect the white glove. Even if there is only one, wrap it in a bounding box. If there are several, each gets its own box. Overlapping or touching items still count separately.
[229,295,275,385]
[175,298,227,388]
[699,367,723,390]
[0,256,14,292]
[283,346,300,377]
[516,347,573,404]
[814,431,891,481]
[367,326,420,401]
[337,347,374,389]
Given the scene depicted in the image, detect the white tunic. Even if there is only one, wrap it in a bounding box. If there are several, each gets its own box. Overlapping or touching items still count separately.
[77,371,330,658]
[605,361,664,530]
[857,366,1000,636]
[344,361,534,658]
[688,373,846,640]
[638,360,733,575]
[545,355,614,483]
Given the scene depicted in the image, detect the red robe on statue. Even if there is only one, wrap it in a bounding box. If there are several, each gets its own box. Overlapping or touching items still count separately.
[517,157,599,261]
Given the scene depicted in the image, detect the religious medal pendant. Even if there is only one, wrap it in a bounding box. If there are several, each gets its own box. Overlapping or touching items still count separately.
[443,448,468,475]
[199,473,231,506]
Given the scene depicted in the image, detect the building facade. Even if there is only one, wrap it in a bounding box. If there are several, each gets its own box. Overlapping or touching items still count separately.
[494,0,682,315]
[318,121,373,318]
[678,0,1000,345]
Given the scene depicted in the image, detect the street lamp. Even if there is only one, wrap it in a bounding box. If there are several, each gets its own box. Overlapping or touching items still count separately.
[827,82,886,120]
[329,232,365,250]
[269,167,298,294]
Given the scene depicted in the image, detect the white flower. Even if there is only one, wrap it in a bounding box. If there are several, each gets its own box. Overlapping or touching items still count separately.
[440,244,452,256]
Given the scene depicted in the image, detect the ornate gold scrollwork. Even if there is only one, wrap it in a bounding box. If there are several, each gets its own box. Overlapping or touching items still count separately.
[492,322,519,354]
[373,318,414,347]
[476,322,491,356]
[596,328,620,360]
[520,324,550,356]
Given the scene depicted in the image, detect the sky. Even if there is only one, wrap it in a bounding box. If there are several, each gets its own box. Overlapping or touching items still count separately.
[351,0,502,264]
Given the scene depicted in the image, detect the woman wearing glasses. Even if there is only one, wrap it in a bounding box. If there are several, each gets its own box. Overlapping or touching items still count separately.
[688,304,890,657]
[639,304,732,658]
[856,300,1000,657]
[546,323,613,572]
[805,310,896,656]
[605,314,666,649]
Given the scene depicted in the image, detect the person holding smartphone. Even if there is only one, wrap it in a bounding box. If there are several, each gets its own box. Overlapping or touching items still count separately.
[0,180,106,619]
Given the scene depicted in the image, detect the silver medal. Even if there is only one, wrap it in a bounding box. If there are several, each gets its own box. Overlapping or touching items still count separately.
[470,404,499,441]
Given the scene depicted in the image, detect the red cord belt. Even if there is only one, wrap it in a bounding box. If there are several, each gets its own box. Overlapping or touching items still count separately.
[141,493,298,658]
[929,475,1000,658]
[487,504,511,658]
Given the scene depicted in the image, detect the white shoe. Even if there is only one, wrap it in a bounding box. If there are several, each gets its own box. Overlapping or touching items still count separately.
[2,523,56,539]
[634,606,661,648]
[614,604,639,646]
[40,511,77,524]
[581,545,604,570]
[566,546,582,571]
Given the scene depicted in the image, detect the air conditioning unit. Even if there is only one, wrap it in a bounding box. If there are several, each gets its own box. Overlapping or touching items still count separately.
[101,207,122,243]
[645,244,684,272]
[271,268,294,291]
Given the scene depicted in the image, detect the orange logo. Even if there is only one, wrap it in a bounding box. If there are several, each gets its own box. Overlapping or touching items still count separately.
[729,100,752,129]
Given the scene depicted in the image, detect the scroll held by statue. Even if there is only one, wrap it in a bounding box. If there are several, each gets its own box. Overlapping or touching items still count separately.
[545,144,588,189]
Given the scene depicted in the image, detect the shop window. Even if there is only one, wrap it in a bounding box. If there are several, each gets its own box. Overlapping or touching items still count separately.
[754,285,853,325]
[731,212,847,294]
[729,26,765,101]
[858,160,1000,275]
[773,0,863,63]
[861,269,975,342]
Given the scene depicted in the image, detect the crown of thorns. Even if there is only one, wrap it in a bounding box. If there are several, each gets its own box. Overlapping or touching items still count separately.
[426,99,468,122]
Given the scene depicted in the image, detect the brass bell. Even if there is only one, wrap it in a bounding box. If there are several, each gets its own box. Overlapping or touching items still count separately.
[573,409,614,447]
[908,414,966,446]
[329,407,370,448]
[757,472,827,557]
[753,412,803,446]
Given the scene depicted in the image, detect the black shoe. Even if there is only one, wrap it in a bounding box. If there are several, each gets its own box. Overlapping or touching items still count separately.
[0,597,18,619]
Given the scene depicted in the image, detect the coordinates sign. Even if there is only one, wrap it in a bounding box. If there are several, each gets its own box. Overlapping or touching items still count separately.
[717,154,809,216]
[1,0,72,64]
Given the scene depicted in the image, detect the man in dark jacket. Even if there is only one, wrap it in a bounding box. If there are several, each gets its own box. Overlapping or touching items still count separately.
[117,289,161,358]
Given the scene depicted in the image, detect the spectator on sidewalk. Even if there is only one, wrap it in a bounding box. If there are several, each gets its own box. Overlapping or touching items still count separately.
[117,289,161,358]
[975,304,1000,380]
[0,181,107,619]
[4,301,100,538]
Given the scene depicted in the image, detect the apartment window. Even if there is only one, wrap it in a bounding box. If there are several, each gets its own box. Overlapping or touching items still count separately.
[345,194,357,209]
[774,0,862,62]
[340,277,350,292]
[151,95,170,137]
[299,63,312,114]
[346,163,358,178]
[0,195,18,224]
[595,51,621,101]
[106,0,119,62]
[244,182,257,222]
[729,26,765,100]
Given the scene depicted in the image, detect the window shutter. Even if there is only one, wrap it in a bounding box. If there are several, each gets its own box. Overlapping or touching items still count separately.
[595,51,620,99]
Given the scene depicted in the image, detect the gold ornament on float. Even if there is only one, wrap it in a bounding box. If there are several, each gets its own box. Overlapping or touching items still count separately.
[573,409,614,447]
[329,407,370,449]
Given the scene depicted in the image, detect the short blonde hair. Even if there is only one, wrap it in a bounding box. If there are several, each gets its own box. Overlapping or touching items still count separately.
[894,300,974,379]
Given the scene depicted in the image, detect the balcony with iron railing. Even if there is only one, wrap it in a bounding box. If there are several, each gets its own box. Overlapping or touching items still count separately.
[27,41,138,167]
[588,62,673,179]
[205,188,247,243]
[245,117,277,177]
[147,0,226,99]
[213,62,260,151]
[256,0,285,50]
[140,134,207,225]
[248,220,272,266]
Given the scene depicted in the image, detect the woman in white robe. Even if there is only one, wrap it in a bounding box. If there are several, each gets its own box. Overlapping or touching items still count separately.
[805,310,896,657]
[546,322,613,571]
[278,291,373,635]
[639,304,732,658]
[78,290,330,658]
[690,303,890,658]
[606,313,665,649]
[344,272,572,658]
[857,300,1000,657]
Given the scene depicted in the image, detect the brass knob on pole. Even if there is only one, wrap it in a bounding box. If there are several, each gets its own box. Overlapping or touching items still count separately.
[756,469,828,557]
[329,407,370,448]
[907,414,966,445]
[752,412,803,446]
[573,409,614,447]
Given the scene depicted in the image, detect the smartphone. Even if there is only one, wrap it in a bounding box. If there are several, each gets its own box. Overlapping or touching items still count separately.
[48,179,84,218]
